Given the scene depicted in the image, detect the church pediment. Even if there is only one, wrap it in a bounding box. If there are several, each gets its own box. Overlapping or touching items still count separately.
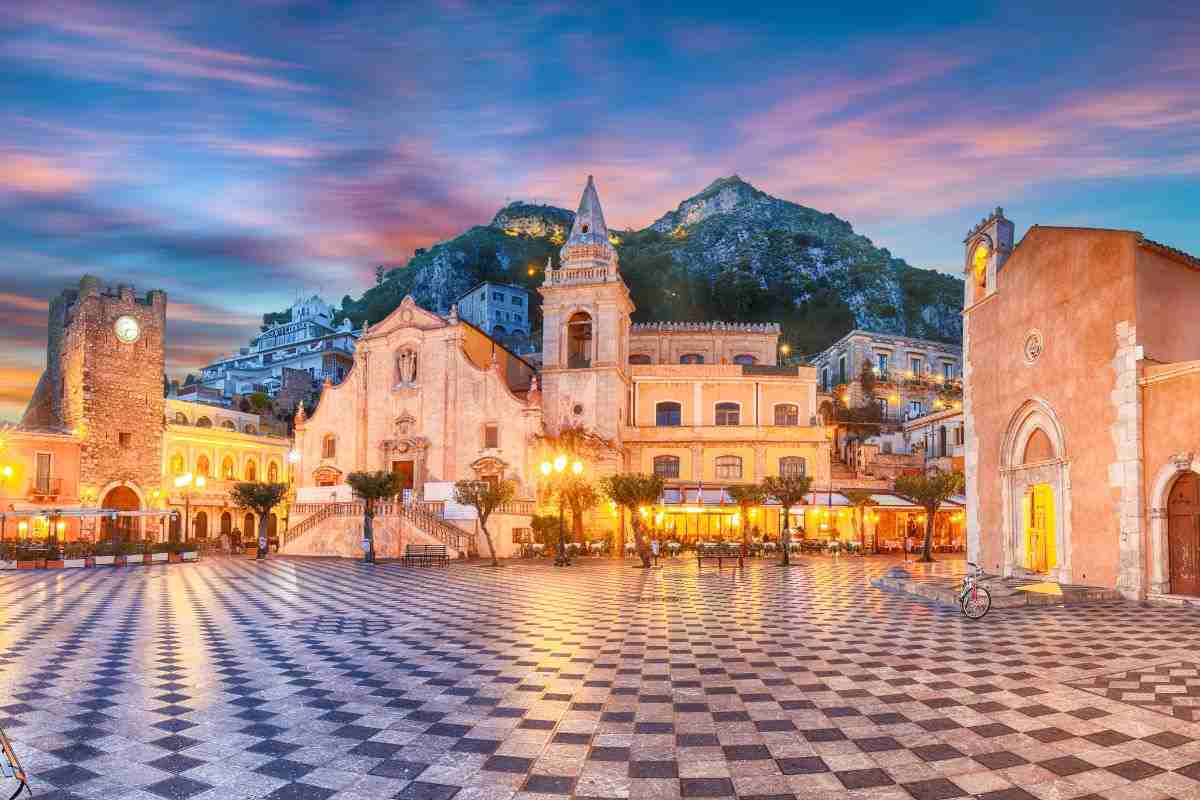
[364,295,446,339]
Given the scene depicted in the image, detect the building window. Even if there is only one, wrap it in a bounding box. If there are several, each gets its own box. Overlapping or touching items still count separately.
[877,353,889,375]
[954,427,965,446]
[733,354,757,365]
[907,400,924,418]
[715,402,740,426]
[838,355,847,384]
[484,424,499,449]
[196,455,210,477]
[679,353,704,364]
[174,412,188,424]
[774,404,799,426]
[821,367,830,391]
[779,457,806,478]
[35,453,52,494]
[715,455,742,480]
[245,461,257,481]
[511,295,521,306]
[222,457,235,480]
[567,312,592,368]
[322,434,337,459]
[910,357,923,376]
[653,455,680,479]
[196,416,212,428]
[875,397,888,417]
[119,432,132,449]
[882,440,893,454]
[169,452,185,475]
[629,354,652,365]
[267,461,279,482]
[656,402,682,427]
[221,420,236,430]
[943,362,955,380]
[244,425,257,435]
[493,324,506,336]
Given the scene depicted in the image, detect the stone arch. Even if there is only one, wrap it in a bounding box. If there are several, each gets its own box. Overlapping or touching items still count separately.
[565,310,593,368]
[996,398,1072,582]
[100,483,143,542]
[1147,453,1200,597]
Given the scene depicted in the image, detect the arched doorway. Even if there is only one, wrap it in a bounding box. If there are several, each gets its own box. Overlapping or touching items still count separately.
[267,513,278,548]
[999,400,1070,581]
[193,510,208,541]
[221,512,232,537]
[101,486,141,542]
[243,512,255,542]
[1168,472,1200,596]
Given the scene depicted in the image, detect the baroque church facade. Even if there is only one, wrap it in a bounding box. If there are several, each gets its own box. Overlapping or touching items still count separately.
[292,177,830,556]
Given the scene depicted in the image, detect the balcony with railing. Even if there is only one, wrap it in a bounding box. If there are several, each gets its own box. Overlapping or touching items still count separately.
[27,477,63,500]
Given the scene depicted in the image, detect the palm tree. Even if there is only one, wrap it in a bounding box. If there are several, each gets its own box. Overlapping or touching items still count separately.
[346,471,403,563]
[894,469,965,562]
[228,481,288,560]
[762,474,813,566]
[726,483,767,553]
[600,473,664,568]
[843,489,877,553]
[454,479,516,566]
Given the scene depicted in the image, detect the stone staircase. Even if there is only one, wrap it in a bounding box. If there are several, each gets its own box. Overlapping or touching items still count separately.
[283,501,475,559]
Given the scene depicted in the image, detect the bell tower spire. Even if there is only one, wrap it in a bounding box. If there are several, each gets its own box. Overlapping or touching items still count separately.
[553,175,619,284]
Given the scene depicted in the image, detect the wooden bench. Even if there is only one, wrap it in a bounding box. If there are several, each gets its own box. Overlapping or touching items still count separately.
[696,542,743,568]
[402,544,448,567]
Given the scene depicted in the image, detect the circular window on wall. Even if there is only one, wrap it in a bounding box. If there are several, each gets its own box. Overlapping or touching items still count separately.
[1023,329,1044,365]
[573,403,584,416]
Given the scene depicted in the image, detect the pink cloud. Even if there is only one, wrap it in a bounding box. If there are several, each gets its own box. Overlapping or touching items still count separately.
[0,153,92,194]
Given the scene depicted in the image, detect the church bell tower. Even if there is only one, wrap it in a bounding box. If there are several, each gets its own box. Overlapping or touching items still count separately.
[538,176,633,443]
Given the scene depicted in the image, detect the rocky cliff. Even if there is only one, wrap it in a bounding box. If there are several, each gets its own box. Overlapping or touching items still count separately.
[330,177,963,355]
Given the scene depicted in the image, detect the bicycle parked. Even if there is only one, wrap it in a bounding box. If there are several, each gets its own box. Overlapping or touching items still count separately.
[959,561,992,620]
[1,722,31,799]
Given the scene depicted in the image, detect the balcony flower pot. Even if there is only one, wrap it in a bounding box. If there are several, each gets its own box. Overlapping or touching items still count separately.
[150,552,169,563]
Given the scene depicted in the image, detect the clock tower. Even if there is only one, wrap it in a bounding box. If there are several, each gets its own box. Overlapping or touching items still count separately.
[23,275,167,523]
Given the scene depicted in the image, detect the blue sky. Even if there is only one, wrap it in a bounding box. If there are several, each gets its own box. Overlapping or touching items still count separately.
[1,0,1198,419]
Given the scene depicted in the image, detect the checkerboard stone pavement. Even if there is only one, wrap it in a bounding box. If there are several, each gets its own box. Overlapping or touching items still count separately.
[6,557,1200,800]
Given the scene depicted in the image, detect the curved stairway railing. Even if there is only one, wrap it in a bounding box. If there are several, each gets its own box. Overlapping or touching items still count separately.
[283,500,475,553]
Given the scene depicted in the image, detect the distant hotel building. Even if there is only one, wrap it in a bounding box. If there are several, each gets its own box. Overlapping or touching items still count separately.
[454,281,531,339]
[196,296,358,400]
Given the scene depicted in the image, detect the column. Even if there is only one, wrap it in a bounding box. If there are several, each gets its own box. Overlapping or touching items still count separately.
[693,382,703,426]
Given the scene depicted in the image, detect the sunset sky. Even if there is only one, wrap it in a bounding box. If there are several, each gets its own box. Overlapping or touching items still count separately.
[2,1,1198,421]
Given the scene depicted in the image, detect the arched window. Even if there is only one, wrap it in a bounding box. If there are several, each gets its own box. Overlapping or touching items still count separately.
[679,353,704,364]
[196,416,212,428]
[715,455,742,480]
[169,452,185,475]
[267,461,279,482]
[1023,429,1054,464]
[779,457,806,478]
[221,420,236,430]
[174,411,188,424]
[396,348,418,384]
[655,402,682,427]
[196,455,210,477]
[715,402,740,426]
[222,456,235,480]
[322,434,337,459]
[972,238,990,299]
[653,455,680,479]
[629,354,652,365]
[733,354,757,365]
[567,312,592,368]
[244,425,257,435]
[493,324,506,336]
[245,461,257,481]
[774,404,799,426]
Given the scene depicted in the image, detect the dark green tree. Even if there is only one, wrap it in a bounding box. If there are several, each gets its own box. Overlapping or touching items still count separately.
[346,470,403,563]
[894,470,965,562]
[762,474,813,566]
[600,473,664,568]
[228,482,288,559]
[726,483,767,552]
[454,479,516,566]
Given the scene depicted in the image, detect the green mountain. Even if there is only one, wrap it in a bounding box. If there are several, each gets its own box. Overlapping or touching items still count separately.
[329,176,963,356]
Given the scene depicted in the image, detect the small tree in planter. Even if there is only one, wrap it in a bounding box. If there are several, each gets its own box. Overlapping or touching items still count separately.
[894,469,965,563]
[726,483,767,553]
[558,476,600,545]
[453,479,516,567]
[762,474,813,566]
[229,482,288,560]
[529,514,561,553]
[600,473,664,568]
[844,489,877,553]
[346,471,403,563]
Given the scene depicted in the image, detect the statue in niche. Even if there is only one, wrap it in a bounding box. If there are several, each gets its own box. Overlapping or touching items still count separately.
[396,349,418,385]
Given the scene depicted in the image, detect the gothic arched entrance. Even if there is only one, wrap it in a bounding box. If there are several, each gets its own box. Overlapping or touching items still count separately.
[999,399,1071,582]
[221,511,232,537]
[193,510,208,541]
[101,486,141,542]
[1168,472,1200,596]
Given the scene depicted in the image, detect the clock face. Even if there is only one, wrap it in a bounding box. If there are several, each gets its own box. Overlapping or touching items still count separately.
[114,315,141,343]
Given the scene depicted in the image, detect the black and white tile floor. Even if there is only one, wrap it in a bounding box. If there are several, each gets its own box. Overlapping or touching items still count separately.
[5,556,1200,800]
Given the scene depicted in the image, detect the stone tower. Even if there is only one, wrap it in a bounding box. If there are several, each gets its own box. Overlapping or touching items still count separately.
[963,207,1014,307]
[538,176,633,443]
[22,275,167,513]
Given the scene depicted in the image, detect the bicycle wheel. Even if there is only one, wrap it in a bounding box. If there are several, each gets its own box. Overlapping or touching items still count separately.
[961,587,991,620]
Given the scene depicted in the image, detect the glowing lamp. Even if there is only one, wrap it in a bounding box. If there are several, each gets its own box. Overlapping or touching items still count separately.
[56,521,66,533]
[0,465,11,479]
[288,449,301,463]
[17,520,28,535]
[553,454,567,472]
[540,461,552,476]
[780,344,791,355]
[571,460,583,475]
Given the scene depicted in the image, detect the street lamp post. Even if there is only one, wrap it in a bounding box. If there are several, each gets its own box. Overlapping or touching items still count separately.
[540,454,583,567]
[174,472,206,542]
